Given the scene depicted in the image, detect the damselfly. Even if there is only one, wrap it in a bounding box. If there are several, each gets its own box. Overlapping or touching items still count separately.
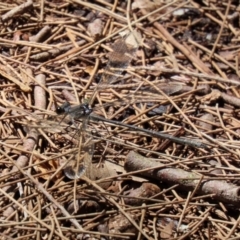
[56,30,140,179]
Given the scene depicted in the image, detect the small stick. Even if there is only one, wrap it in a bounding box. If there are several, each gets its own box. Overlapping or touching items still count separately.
[1,0,33,22]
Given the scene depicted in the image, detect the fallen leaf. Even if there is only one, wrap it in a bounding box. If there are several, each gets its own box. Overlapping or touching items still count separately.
[34,157,61,180]
[13,30,23,41]
[201,89,221,104]
[88,18,103,39]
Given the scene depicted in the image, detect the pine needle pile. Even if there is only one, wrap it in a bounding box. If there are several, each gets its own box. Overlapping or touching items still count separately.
[1,0,240,239]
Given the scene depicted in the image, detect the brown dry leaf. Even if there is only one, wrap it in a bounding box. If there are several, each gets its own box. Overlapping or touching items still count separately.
[109,160,148,182]
[132,0,165,12]
[33,158,61,180]
[21,33,30,41]
[200,89,221,104]
[162,83,184,94]
[160,221,174,239]
[109,213,138,235]
[219,50,235,61]
[84,65,95,75]
[120,29,142,49]
[214,209,228,221]
[150,61,165,76]
[13,30,30,41]
[89,161,117,189]
[144,38,156,57]
[170,74,191,83]
[228,117,240,128]
[2,135,22,154]
[66,28,77,44]
[0,64,31,92]
[13,30,23,41]
[197,113,215,132]
[124,183,160,206]
[88,18,103,38]
[19,68,32,85]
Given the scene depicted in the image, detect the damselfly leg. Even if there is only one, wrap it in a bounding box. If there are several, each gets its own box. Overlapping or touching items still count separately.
[56,102,94,179]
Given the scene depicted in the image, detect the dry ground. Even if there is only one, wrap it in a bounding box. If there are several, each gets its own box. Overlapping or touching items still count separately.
[1,0,240,239]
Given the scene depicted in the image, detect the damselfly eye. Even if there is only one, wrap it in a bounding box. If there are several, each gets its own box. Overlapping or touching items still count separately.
[56,102,71,115]
[56,107,65,115]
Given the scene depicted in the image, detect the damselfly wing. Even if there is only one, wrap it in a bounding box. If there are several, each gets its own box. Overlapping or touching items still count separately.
[56,102,94,179]
[89,30,140,105]
[57,30,140,179]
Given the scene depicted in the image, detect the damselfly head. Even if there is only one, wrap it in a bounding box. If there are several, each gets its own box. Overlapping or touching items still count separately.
[56,102,71,115]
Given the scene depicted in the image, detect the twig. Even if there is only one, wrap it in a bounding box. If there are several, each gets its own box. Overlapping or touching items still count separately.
[1,0,33,22]
[125,151,240,206]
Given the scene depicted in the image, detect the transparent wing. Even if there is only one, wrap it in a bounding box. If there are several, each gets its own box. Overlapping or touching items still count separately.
[62,117,94,179]
[89,30,140,105]
[100,30,139,86]
[7,106,66,134]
